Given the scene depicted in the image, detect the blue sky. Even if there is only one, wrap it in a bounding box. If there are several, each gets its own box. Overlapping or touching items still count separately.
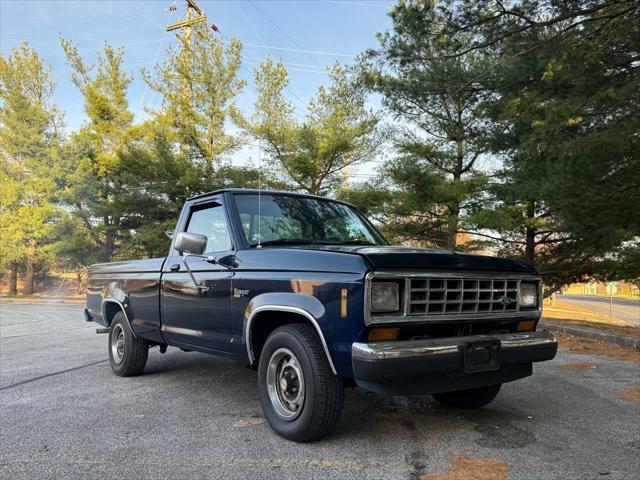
[1,0,394,180]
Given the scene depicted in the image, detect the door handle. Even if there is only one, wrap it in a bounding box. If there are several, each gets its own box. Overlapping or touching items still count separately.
[170,263,181,272]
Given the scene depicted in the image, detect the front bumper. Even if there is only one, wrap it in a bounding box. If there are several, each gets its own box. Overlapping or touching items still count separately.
[352,330,557,395]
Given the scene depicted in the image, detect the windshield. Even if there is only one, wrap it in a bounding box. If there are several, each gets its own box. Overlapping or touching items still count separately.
[234,194,386,247]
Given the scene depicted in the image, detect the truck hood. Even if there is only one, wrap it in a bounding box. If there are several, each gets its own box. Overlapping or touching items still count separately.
[299,245,537,274]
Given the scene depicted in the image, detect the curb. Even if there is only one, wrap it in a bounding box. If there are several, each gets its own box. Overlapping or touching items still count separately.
[0,298,84,305]
[540,320,640,349]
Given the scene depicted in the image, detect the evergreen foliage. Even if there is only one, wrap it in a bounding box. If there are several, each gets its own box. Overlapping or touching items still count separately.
[243,58,382,195]
[0,1,637,295]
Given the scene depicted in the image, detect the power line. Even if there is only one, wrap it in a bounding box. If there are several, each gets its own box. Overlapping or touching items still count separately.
[139,2,178,110]
[1,8,160,38]
[219,36,307,118]
[324,1,393,9]
[279,61,325,70]
[76,37,357,62]
[240,41,357,58]
[237,55,308,116]
[241,60,327,75]
[78,38,164,55]
[247,0,324,68]
[244,0,364,188]
[222,5,307,116]
[233,1,311,104]
[234,2,305,97]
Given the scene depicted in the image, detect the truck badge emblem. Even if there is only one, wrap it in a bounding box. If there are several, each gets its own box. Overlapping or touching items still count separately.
[497,295,512,306]
[233,288,249,298]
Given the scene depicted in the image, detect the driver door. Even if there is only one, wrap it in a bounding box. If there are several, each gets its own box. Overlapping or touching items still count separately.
[161,198,234,353]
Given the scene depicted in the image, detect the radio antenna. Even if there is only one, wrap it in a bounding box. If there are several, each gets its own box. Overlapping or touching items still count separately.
[257,140,262,248]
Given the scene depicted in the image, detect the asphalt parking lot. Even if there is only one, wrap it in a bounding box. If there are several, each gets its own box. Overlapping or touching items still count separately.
[1,303,638,480]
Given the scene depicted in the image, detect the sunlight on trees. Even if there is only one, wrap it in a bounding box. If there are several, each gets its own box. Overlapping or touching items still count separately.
[0,43,63,294]
[242,58,383,195]
[0,0,638,295]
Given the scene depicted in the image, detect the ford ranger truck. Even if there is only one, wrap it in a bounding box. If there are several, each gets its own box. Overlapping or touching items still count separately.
[84,189,557,442]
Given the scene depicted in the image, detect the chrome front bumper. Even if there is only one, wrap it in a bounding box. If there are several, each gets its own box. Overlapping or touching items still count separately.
[353,331,557,361]
[351,330,557,395]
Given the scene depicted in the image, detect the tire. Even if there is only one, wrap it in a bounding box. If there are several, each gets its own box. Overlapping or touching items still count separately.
[432,384,502,409]
[108,312,148,377]
[258,324,344,442]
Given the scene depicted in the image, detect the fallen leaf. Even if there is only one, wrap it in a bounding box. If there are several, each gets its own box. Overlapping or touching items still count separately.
[234,416,265,428]
[615,388,640,405]
[561,362,600,371]
[421,454,508,480]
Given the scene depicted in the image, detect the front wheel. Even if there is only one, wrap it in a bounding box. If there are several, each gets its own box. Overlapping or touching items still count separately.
[108,312,148,377]
[432,384,502,409]
[258,324,344,442]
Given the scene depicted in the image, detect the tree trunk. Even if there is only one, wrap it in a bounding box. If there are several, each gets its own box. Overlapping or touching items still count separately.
[446,208,459,251]
[446,169,462,251]
[309,179,322,196]
[75,266,87,295]
[101,225,117,262]
[8,262,18,296]
[23,239,36,295]
[205,155,214,182]
[524,202,536,265]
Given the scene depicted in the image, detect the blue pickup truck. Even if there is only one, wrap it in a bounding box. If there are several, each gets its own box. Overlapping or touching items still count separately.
[85,189,557,441]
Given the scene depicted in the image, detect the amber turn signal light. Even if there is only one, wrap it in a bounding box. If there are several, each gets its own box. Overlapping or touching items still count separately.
[517,320,536,332]
[368,327,400,341]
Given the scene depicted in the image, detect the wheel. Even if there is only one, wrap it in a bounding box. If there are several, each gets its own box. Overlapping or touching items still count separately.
[108,312,148,377]
[258,324,344,442]
[432,384,502,409]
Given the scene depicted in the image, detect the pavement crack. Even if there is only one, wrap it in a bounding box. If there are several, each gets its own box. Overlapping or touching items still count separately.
[0,359,107,392]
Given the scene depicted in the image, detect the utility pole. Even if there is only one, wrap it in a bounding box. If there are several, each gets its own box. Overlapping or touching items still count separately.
[166,0,207,48]
[163,1,207,171]
[165,0,207,85]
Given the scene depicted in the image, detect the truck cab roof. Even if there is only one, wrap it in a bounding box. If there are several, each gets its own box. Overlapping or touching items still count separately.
[187,188,358,209]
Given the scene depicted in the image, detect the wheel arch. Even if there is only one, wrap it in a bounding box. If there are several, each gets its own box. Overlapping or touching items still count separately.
[244,294,336,375]
[101,298,136,337]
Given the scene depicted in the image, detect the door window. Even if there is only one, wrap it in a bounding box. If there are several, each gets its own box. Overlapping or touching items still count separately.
[185,204,232,253]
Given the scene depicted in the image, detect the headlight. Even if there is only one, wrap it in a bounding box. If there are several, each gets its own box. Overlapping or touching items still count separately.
[519,283,538,308]
[371,281,400,312]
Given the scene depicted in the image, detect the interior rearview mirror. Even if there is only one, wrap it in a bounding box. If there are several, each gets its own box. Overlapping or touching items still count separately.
[175,232,207,255]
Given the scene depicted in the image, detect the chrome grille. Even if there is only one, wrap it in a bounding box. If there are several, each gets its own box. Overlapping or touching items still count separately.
[406,277,520,316]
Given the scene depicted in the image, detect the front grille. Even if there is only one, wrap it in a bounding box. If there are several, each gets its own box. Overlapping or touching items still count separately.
[406,277,520,316]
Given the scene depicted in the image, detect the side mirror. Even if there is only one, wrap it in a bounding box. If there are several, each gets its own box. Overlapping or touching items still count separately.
[175,232,207,256]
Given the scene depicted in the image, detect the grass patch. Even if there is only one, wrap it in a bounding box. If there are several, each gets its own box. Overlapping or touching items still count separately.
[556,333,640,364]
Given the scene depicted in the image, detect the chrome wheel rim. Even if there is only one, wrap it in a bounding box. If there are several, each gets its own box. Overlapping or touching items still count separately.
[111,324,125,365]
[266,348,305,421]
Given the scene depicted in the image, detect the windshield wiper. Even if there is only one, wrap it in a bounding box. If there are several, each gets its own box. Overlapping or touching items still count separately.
[249,238,377,248]
[250,238,329,248]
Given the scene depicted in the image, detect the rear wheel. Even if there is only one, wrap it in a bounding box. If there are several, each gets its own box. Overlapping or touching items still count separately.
[432,384,502,409]
[108,312,148,377]
[258,324,344,442]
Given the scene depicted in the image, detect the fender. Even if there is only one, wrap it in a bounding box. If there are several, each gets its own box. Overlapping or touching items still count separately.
[243,292,337,375]
[101,298,137,338]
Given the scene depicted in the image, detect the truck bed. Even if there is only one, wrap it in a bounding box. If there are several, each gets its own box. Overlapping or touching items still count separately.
[88,257,166,274]
[86,257,166,343]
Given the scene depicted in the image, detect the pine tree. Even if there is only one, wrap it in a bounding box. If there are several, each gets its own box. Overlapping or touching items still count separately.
[60,39,173,262]
[143,23,245,184]
[243,58,381,195]
[0,43,62,294]
[359,0,490,250]
[462,0,640,292]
